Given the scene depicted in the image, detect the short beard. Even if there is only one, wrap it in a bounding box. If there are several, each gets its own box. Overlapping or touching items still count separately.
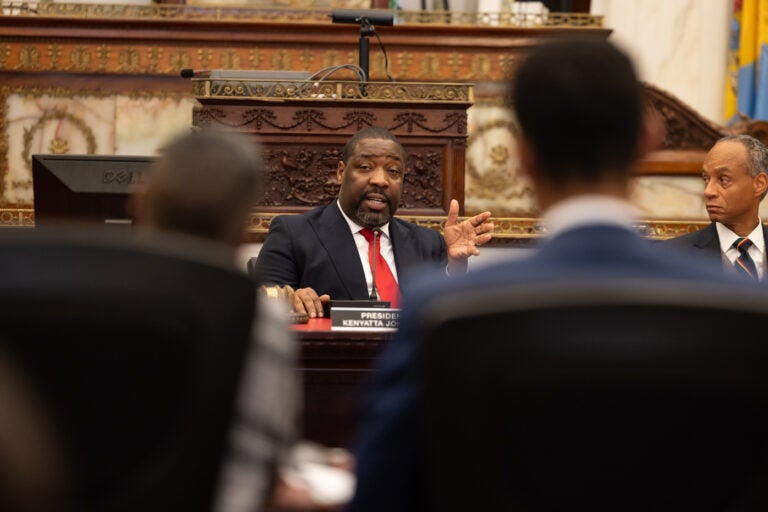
[356,207,390,229]
[354,197,397,228]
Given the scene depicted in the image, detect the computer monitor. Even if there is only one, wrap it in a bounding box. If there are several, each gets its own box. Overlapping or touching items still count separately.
[31,154,156,228]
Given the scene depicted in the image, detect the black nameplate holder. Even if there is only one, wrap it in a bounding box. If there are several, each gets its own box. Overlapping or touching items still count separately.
[323,299,388,317]
[330,301,400,332]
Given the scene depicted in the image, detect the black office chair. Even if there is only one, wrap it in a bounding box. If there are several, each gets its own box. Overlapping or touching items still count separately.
[420,278,768,512]
[0,226,257,512]
[0,343,70,512]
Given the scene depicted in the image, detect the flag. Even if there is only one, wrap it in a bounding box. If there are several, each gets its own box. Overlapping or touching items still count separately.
[724,0,768,123]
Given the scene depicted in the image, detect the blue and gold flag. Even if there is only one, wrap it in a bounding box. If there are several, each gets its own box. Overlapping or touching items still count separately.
[725,0,768,123]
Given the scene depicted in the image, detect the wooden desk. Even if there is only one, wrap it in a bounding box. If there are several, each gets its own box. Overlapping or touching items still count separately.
[295,318,393,448]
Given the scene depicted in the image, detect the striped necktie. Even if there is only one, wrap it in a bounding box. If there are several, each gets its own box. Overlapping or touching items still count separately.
[733,237,759,280]
[360,228,401,307]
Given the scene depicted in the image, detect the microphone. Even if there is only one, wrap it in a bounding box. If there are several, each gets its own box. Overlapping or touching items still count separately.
[330,8,394,26]
[180,69,210,79]
[369,228,381,301]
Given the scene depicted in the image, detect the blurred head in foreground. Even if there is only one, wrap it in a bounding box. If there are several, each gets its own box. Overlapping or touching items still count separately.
[134,128,264,248]
[512,37,652,210]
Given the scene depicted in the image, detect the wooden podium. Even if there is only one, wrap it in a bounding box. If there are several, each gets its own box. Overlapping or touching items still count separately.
[191,75,474,239]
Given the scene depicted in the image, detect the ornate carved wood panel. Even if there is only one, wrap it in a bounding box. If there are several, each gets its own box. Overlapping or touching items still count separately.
[192,79,472,216]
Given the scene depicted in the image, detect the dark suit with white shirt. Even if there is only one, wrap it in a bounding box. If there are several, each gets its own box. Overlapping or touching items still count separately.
[661,222,768,277]
[249,202,447,298]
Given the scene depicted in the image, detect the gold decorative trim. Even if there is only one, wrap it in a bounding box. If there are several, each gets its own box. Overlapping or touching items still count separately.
[244,212,710,241]
[254,216,710,243]
[0,41,505,81]
[0,207,34,227]
[21,108,98,173]
[0,208,708,242]
[396,11,604,27]
[0,86,7,202]
[2,2,603,27]
[194,80,473,104]
[638,221,710,239]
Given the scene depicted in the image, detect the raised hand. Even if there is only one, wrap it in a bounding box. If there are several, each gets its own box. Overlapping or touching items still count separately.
[443,199,494,275]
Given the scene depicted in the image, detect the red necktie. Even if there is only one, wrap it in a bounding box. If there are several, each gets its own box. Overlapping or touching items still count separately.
[360,228,401,308]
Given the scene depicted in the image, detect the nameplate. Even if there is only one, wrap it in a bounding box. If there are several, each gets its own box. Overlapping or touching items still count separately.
[331,307,401,332]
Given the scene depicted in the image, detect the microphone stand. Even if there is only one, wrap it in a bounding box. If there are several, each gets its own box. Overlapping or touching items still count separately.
[358,18,375,83]
[358,17,375,96]
[369,228,380,301]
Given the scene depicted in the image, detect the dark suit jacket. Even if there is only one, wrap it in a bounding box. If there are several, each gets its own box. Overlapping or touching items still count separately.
[660,222,768,274]
[348,224,756,512]
[249,202,447,298]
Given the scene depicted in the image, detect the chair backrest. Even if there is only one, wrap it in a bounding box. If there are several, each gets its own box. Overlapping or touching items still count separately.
[420,278,768,512]
[0,344,69,512]
[0,226,256,512]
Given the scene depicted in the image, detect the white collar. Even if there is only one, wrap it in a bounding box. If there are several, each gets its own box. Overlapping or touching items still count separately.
[716,220,765,254]
[335,200,392,239]
[543,195,641,238]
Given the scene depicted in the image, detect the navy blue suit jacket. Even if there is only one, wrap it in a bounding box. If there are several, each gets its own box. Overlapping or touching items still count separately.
[250,202,447,299]
[661,222,768,273]
[347,224,756,512]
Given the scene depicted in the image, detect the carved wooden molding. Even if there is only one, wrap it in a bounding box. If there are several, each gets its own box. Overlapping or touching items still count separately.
[0,6,609,83]
[639,82,768,175]
[643,82,725,151]
[193,81,471,214]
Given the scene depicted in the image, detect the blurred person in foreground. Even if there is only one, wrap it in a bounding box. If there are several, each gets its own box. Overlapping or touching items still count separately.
[661,134,768,280]
[133,128,335,512]
[250,126,494,317]
[346,38,755,512]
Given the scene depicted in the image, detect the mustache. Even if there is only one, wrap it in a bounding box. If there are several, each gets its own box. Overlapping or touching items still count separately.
[360,188,392,206]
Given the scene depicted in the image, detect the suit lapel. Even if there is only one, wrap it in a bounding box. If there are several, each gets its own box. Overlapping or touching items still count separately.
[389,221,412,276]
[310,204,369,299]
[389,219,416,277]
[694,223,721,253]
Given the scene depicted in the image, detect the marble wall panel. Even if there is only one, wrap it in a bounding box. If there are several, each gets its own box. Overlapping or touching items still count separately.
[632,175,768,221]
[592,0,730,124]
[4,93,115,205]
[465,103,536,216]
[2,91,195,206]
[114,95,195,155]
[631,176,707,221]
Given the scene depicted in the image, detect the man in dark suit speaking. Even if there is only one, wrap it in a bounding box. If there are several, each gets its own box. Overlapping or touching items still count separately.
[249,126,494,318]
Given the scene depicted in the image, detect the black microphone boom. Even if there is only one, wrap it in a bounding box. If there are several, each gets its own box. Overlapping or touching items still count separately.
[330,8,394,26]
[180,69,211,79]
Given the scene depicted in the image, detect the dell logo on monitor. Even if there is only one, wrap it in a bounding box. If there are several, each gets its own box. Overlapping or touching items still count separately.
[102,170,145,185]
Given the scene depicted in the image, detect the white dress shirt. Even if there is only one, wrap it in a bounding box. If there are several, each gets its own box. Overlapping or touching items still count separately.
[336,201,399,297]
